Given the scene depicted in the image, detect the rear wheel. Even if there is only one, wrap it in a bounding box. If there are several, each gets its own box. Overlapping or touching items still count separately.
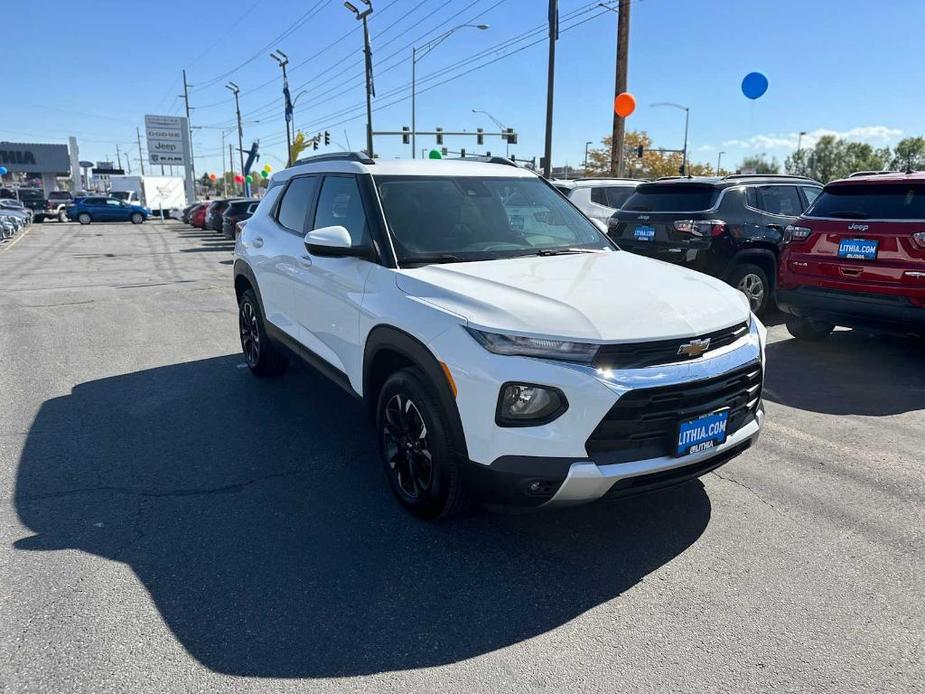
[238,289,288,377]
[57,210,67,222]
[130,213,144,224]
[377,368,468,520]
[77,213,91,225]
[729,263,770,314]
[786,316,834,341]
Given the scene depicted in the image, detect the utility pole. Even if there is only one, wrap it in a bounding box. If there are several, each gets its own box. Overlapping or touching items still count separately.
[229,144,234,195]
[181,70,196,202]
[226,82,246,196]
[345,1,375,156]
[136,128,146,176]
[606,0,630,175]
[543,0,558,179]
[584,140,593,172]
[115,144,122,171]
[717,151,725,173]
[271,50,293,166]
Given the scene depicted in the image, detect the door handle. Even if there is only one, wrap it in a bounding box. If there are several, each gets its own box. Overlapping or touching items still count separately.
[299,255,313,267]
[252,237,264,249]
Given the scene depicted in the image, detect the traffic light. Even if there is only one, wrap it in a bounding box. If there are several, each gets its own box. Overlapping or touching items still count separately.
[505,128,517,145]
[313,139,319,151]
[636,145,644,158]
[324,130,331,146]
[460,148,466,158]
[435,127,444,145]
[401,126,410,145]
[476,128,484,146]
[441,147,448,156]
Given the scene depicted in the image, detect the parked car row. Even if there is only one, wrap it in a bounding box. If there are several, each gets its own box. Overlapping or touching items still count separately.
[183,197,258,238]
[0,198,33,239]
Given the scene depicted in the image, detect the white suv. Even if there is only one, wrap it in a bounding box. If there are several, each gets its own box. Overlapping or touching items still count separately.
[552,178,640,223]
[234,153,766,519]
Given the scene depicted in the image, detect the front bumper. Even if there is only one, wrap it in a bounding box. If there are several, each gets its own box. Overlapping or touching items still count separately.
[429,317,766,507]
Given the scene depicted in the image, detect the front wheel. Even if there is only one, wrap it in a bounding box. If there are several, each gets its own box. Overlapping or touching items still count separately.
[238,289,288,377]
[57,210,67,222]
[786,316,834,341]
[377,368,468,520]
[729,263,770,315]
[130,213,144,224]
[77,213,91,225]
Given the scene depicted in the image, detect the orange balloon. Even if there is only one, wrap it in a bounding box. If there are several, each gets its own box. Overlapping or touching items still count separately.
[614,92,636,118]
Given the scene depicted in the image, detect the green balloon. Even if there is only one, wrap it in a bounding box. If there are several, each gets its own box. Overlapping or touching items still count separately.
[428,149,442,159]
[260,169,269,178]
[245,174,253,183]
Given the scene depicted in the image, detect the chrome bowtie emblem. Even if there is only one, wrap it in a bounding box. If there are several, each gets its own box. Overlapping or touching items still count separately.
[678,338,711,358]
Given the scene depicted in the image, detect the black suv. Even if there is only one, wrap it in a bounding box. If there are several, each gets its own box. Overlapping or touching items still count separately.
[608,174,822,313]
[14,187,47,223]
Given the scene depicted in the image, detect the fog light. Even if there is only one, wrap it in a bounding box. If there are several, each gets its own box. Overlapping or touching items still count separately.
[496,383,568,427]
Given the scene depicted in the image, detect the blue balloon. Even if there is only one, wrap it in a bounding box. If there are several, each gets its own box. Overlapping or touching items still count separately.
[0,166,7,175]
[741,72,768,100]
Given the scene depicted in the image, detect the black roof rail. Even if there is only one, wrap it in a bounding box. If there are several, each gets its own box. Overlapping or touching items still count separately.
[445,155,521,168]
[847,170,903,178]
[722,173,815,181]
[571,176,641,182]
[292,151,375,166]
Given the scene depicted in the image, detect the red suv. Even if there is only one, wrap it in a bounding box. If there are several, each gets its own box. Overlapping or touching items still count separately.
[777,172,925,340]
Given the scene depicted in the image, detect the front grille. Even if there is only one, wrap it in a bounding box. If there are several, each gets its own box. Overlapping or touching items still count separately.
[586,361,762,463]
[593,322,749,370]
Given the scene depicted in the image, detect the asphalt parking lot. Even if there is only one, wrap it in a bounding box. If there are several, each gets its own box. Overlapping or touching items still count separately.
[1,220,922,693]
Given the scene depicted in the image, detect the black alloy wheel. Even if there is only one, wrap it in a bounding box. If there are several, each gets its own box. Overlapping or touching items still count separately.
[237,289,288,377]
[239,299,261,368]
[382,393,434,500]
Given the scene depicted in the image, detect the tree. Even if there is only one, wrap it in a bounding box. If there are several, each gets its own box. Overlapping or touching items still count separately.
[890,137,925,171]
[737,155,780,175]
[786,135,891,182]
[585,131,713,179]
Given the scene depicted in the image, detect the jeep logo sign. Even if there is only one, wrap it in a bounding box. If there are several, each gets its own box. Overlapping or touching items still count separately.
[0,142,70,173]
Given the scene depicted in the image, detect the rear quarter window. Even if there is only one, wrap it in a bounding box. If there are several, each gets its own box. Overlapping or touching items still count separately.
[807,183,925,220]
[622,184,719,212]
[590,186,636,209]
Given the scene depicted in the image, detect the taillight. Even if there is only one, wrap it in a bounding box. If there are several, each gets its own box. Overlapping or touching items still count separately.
[912,231,925,249]
[784,225,812,244]
[673,219,726,237]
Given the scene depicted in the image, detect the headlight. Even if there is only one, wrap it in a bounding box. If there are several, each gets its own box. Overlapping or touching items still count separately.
[466,327,598,363]
[496,383,568,427]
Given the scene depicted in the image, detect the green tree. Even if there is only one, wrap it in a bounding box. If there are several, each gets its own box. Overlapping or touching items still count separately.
[585,131,713,179]
[890,137,925,171]
[786,135,891,182]
[737,155,781,174]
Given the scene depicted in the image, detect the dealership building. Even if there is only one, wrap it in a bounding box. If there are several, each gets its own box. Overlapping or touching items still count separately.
[0,139,81,194]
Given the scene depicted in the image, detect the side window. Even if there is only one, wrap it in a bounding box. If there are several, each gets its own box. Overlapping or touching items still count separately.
[590,187,608,205]
[276,176,318,232]
[802,186,821,208]
[745,187,759,208]
[756,185,802,216]
[106,199,122,207]
[313,176,369,247]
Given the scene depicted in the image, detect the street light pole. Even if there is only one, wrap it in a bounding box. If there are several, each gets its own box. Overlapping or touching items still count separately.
[471,108,507,156]
[797,130,807,153]
[226,82,246,196]
[270,50,293,167]
[651,101,690,175]
[584,140,593,171]
[543,0,558,179]
[717,150,725,173]
[345,1,375,157]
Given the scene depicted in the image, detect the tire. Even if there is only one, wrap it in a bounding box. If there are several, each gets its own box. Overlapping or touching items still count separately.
[57,210,67,222]
[728,262,770,315]
[130,213,144,225]
[77,213,91,225]
[377,367,469,520]
[238,289,288,377]
[35,215,45,223]
[785,316,834,341]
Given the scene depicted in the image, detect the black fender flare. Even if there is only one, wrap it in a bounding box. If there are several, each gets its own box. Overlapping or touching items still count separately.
[363,325,469,460]
[233,259,265,314]
[725,246,779,287]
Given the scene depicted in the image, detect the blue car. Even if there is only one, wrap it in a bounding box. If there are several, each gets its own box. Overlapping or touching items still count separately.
[67,196,150,225]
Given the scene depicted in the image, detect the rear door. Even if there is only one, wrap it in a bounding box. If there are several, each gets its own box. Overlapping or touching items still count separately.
[789,181,925,291]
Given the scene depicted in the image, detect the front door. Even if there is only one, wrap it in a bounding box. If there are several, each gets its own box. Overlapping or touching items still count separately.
[291,174,375,378]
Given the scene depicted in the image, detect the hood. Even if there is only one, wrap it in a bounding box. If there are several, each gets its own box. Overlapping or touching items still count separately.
[395,251,750,342]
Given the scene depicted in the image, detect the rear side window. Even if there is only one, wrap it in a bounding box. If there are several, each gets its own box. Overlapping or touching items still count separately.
[807,183,925,220]
[802,186,821,206]
[590,186,635,209]
[754,185,802,216]
[622,184,719,212]
[313,176,368,247]
[276,176,318,232]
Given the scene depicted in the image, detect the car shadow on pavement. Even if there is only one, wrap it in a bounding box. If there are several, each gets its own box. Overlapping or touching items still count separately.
[13,355,711,678]
[764,330,925,416]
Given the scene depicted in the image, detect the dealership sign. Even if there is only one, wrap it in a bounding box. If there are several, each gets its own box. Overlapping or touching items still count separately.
[0,142,71,173]
[144,115,189,166]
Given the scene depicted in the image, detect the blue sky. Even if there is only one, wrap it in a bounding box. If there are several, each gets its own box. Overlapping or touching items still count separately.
[3,0,923,175]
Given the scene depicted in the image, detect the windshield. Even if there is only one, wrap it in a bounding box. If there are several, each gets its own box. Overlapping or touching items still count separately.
[807,183,925,220]
[374,175,611,264]
[622,183,719,212]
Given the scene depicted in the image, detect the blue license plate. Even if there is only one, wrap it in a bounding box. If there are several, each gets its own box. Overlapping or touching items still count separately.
[838,238,878,260]
[633,225,655,241]
[676,409,730,457]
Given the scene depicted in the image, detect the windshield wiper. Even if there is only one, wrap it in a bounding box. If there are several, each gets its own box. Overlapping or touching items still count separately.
[534,247,607,256]
[400,253,466,266]
[826,210,869,219]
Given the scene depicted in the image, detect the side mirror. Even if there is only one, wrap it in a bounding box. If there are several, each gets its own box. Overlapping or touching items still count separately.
[591,218,608,233]
[304,225,374,259]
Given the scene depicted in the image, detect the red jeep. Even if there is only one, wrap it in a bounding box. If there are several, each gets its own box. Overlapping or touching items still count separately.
[777,172,925,340]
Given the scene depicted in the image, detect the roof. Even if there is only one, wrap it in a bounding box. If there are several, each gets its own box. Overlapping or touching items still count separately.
[279,153,538,180]
[639,174,820,189]
[830,171,925,185]
[551,177,641,188]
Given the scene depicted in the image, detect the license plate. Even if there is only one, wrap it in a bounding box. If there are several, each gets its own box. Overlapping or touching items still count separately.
[633,225,655,241]
[676,409,730,457]
[838,238,878,260]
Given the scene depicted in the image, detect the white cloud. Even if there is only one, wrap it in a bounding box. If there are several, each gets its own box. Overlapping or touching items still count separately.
[696,144,715,152]
[721,125,903,151]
